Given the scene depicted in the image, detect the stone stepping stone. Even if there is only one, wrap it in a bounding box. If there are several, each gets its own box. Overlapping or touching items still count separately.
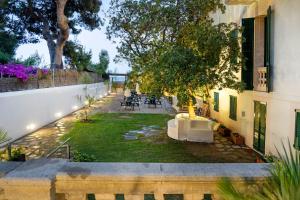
[215,144,224,148]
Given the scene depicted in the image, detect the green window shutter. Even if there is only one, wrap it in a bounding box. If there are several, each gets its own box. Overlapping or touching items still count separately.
[265,6,272,92]
[229,96,237,121]
[242,18,255,90]
[214,92,219,112]
[295,112,300,149]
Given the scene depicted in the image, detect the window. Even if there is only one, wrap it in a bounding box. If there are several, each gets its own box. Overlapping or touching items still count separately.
[229,95,237,121]
[241,17,254,90]
[214,92,219,112]
[294,111,300,150]
[115,194,125,200]
[164,194,183,200]
[144,194,155,200]
[203,194,212,200]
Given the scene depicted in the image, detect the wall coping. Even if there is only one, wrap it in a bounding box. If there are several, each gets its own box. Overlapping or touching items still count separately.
[0,82,104,97]
[0,159,271,184]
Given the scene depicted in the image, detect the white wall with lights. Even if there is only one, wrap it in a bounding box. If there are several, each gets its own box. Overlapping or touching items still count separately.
[0,83,108,142]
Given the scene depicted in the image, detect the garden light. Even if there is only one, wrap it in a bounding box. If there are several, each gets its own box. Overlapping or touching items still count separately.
[55,112,63,118]
[26,124,36,131]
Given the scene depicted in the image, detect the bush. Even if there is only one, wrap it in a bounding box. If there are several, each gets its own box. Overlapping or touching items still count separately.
[0,147,26,161]
[10,147,26,161]
[72,151,96,162]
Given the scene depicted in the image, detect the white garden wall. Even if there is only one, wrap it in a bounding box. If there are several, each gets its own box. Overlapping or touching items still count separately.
[0,83,109,141]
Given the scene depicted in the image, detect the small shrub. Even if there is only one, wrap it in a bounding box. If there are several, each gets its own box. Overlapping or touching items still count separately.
[264,154,278,163]
[0,147,26,161]
[10,147,26,161]
[72,151,96,162]
[0,128,10,144]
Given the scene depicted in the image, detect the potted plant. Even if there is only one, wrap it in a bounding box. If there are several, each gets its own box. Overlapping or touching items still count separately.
[218,125,231,137]
[230,132,245,145]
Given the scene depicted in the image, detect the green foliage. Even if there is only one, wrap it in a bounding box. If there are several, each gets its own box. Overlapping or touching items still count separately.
[64,41,92,71]
[72,150,96,162]
[0,147,25,161]
[1,0,102,43]
[0,0,102,66]
[85,95,96,108]
[76,92,96,122]
[0,128,10,144]
[15,52,43,67]
[177,93,196,108]
[218,141,300,200]
[92,50,109,75]
[79,73,93,84]
[9,147,25,161]
[0,30,18,64]
[107,0,244,106]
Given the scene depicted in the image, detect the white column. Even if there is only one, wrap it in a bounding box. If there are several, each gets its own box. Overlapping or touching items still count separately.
[95,194,115,200]
[124,194,144,200]
[66,193,86,200]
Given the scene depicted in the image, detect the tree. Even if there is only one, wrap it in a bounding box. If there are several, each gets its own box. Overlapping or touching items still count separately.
[64,40,92,71]
[0,5,19,64]
[92,50,109,75]
[0,0,102,68]
[107,0,244,117]
[218,141,300,200]
[15,52,43,67]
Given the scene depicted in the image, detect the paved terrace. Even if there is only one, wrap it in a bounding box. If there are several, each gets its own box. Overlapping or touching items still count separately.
[0,159,270,200]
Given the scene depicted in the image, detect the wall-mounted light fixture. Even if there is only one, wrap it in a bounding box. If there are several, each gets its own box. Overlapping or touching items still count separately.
[55,112,63,118]
[26,124,36,131]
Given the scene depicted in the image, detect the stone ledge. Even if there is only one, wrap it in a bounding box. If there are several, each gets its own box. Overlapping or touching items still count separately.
[0,162,23,178]
[0,160,271,200]
[56,162,270,181]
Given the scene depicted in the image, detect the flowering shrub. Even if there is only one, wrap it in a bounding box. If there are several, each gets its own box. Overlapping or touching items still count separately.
[0,64,49,82]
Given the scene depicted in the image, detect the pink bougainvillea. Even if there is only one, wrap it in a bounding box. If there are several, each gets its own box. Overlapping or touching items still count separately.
[0,64,49,82]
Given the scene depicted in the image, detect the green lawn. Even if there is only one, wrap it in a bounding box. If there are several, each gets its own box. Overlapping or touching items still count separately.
[63,113,203,162]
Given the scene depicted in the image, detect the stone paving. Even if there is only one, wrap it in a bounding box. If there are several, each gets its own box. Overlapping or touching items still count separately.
[8,92,259,162]
[10,93,119,160]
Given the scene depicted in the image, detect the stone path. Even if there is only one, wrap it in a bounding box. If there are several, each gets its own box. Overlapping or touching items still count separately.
[10,93,120,160]
[93,94,176,114]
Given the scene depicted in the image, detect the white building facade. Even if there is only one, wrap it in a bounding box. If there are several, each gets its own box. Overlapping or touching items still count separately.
[210,0,300,156]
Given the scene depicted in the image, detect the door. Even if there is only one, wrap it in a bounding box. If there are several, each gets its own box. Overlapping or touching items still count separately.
[253,101,267,154]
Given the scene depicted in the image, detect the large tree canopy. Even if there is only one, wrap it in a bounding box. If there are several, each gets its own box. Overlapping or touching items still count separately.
[92,50,109,74]
[0,0,102,68]
[0,4,19,63]
[107,0,245,114]
[64,40,93,71]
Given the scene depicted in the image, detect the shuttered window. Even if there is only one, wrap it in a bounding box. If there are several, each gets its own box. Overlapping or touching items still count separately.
[294,112,300,150]
[242,18,254,90]
[214,92,219,112]
[229,95,237,121]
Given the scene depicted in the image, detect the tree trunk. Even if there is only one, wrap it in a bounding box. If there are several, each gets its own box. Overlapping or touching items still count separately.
[188,99,196,119]
[47,41,56,69]
[55,0,69,69]
[42,21,56,69]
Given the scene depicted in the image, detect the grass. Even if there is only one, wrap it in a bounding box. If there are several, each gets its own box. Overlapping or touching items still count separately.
[63,113,256,163]
[63,113,203,162]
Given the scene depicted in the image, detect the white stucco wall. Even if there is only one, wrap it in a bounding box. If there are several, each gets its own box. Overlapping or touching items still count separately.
[0,83,109,141]
[210,0,300,155]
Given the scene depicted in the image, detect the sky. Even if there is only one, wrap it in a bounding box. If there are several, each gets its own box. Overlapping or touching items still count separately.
[15,1,130,73]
